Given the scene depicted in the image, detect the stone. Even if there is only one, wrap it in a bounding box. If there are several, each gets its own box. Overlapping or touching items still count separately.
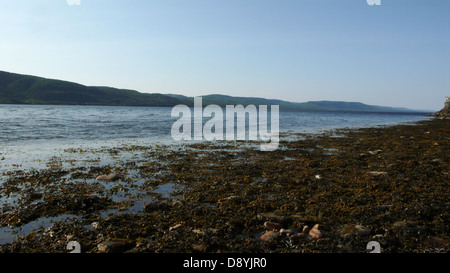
[308,224,323,240]
[95,174,119,182]
[342,224,371,237]
[392,220,416,229]
[431,159,442,164]
[302,225,310,233]
[91,222,100,230]
[290,232,307,242]
[257,213,286,224]
[424,237,449,248]
[169,223,183,231]
[368,149,382,155]
[279,228,296,236]
[192,243,208,252]
[260,231,279,242]
[135,237,149,248]
[367,171,388,177]
[264,221,283,231]
[97,239,134,253]
[192,229,206,235]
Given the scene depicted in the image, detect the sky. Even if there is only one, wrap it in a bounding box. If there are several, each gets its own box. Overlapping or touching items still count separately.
[0,0,449,111]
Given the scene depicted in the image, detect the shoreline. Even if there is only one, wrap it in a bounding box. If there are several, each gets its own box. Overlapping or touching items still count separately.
[0,118,448,253]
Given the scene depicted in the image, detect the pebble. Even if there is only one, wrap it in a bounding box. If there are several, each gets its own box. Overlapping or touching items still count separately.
[367,171,388,177]
[192,243,208,252]
[392,220,416,229]
[97,239,134,253]
[308,224,323,240]
[264,221,283,231]
[424,237,449,248]
[169,223,183,231]
[260,231,279,242]
[257,213,286,224]
[342,224,371,237]
[279,228,295,236]
[290,232,307,241]
[192,229,206,235]
[95,174,119,182]
[91,222,100,230]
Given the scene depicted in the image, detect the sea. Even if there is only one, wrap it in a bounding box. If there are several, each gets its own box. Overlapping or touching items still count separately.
[0,104,431,171]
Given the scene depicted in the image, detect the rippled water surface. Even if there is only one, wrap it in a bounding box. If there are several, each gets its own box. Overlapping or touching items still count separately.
[0,104,430,173]
[0,104,430,144]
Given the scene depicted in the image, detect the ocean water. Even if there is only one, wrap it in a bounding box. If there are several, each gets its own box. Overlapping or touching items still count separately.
[0,104,430,172]
[0,104,430,144]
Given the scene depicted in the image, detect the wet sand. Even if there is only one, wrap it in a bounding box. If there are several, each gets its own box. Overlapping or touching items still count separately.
[0,118,448,253]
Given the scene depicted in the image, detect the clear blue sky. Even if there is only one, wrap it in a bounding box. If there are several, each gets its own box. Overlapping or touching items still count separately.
[1,0,449,110]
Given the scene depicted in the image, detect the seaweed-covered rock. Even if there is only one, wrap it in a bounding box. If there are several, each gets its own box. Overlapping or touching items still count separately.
[429,96,450,118]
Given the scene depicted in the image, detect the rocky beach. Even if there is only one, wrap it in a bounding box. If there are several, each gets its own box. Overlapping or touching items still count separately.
[0,118,448,253]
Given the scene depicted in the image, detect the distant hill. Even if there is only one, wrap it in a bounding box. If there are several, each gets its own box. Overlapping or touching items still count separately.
[170,94,424,113]
[0,71,181,106]
[0,70,428,113]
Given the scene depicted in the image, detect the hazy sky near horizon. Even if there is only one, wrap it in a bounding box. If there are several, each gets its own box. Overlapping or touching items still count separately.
[0,0,449,110]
